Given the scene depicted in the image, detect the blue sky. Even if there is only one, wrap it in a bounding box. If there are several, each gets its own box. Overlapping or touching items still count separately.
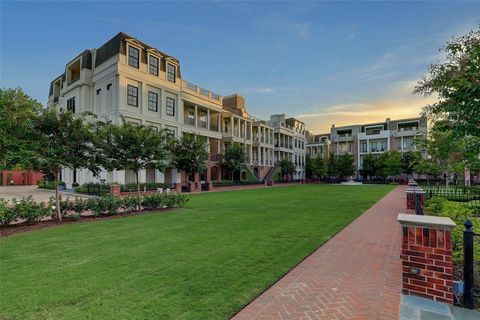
[1,1,479,133]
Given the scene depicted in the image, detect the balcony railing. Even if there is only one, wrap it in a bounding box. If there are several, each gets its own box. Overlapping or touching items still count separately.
[184,117,195,126]
[198,121,207,129]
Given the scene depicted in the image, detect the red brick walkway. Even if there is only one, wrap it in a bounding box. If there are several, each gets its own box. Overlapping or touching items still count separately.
[233,186,407,320]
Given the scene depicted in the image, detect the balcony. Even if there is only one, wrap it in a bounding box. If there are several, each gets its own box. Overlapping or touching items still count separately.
[183,80,221,101]
[209,153,221,162]
[198,120,207,129]
[184,117,195,126]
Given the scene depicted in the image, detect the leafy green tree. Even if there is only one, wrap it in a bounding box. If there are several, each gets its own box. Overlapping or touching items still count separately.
[415,126,465,189]
[99,121,168,208]
[309,155,327,179]
[0,88,42,170]
[168,134,208,185]
[327,155,338,177]
[222,143,247,181]
[360,153,381,180]
[401,151,419,177]
[383,151,403,182]
[414,28,480,138]
[336,154,356,179]
[279,158,296,181]
[414,159,442,184]
[32,109,102,220]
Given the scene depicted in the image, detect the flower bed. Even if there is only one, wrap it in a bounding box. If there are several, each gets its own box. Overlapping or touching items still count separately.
[0,193,189,236]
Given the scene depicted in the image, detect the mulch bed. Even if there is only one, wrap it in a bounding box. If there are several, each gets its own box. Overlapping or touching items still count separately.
[0,208,178,238]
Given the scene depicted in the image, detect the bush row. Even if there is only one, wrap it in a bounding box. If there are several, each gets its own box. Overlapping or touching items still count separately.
[0,196,51,226]
[424,197,480,263]
[37,180,66,189]
[0,193,189,226]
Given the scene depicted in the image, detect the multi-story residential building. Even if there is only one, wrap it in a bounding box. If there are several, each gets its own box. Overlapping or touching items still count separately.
[252,119,275,180]
[47,32,226,188]
[357,117,426,170]
[306,134,331,159]
[268,114,307,180]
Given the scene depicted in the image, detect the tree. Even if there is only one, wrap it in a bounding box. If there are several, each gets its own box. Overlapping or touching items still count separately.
[401,151,419,177]
[383,151,403,182]
[414,28,480,138]
[222,143,246,181]
[0,88,42,170]
[279,158,296,181]
[414,159,442,184]
[415,126,465,190]
[335,154,355,179]
[99,121,168,208]
[168,134,208,185]
[309,155,327,179]
[32,109,102,220]
[360,153,379,180]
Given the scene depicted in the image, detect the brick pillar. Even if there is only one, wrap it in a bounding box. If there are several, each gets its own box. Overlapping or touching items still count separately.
[110,184,121,196]
[397,213,456,304]
[174,183,182,193]
[406,189,425,210]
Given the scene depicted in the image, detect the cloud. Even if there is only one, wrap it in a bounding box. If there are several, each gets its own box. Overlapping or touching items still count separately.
[246,87,276,94]
[295,79,438,133]
[295,23,311,40]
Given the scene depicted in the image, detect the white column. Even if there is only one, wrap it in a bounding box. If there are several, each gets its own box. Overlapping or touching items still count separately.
[139,169,147,183]
[194,105,198,127]
[112,170,126,185]
[155,170,165,183]
[207,109,210,130]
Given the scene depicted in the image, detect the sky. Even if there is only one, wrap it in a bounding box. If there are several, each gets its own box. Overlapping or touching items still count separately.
[1,1,479,133]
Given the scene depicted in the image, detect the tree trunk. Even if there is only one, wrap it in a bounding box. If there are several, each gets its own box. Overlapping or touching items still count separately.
[445,172,449,192]
[135,170,141,211]
[54,169,61,221]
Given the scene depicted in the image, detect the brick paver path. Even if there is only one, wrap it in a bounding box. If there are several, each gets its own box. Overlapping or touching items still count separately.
[233,186,407,320]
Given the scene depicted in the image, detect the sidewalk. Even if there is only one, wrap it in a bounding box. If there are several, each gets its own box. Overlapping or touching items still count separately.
[233,186,407,320]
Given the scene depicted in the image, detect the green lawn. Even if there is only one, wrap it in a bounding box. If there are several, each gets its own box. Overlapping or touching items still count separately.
[0,184,394,320]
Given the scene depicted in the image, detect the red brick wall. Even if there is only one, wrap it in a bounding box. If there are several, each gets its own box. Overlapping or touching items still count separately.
[406,192,425,210]
[401,225,454,303]
[1,170,45,186]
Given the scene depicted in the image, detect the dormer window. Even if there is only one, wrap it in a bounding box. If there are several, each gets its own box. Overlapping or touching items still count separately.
[149,56,159,76]
[167,63,176,82]
[67,59,81,84]
[128,46,139,68]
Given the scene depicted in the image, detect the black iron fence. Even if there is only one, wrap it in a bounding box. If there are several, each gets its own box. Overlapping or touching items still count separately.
[419,183,480,209]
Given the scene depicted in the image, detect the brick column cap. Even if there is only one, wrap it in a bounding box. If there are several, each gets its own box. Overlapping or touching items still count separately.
[405,188,424,194]
[397,213,456,230]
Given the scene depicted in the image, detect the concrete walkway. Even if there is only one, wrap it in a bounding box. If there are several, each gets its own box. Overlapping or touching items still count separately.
[233,186,407,320]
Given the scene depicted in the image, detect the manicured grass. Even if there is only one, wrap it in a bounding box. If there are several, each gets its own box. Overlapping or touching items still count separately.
[0,184,394,319]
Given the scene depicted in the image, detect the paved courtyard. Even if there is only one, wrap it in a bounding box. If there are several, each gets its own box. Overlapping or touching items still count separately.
[0,186,89,202]
[233,186,407,320]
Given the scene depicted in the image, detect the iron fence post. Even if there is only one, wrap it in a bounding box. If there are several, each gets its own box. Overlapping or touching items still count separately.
[463,220,474,309]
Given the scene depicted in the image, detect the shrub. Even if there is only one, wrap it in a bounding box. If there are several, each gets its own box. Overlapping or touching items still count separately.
[16,196,50,223]
[141,193,189,210]
[72,182,79,188]
[424,197,479,263]
[121,196,138,212]
[86,196,122,217]
[76,183,110,196]
[0,199,17,227]
[175,194,189,207]
[120,182,166,192]
[141,194,165,209]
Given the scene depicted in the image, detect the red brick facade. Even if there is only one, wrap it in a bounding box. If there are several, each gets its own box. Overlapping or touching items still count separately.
[399,216,455,304]
[1,170,44,186]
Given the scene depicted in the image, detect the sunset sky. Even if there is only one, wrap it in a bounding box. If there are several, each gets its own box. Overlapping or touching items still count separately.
[1,1,479,133]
